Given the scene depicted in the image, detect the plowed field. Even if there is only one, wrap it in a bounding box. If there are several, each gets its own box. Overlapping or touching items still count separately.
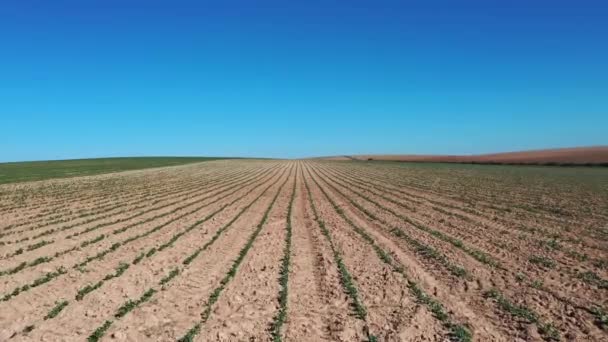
[1,160,607,341]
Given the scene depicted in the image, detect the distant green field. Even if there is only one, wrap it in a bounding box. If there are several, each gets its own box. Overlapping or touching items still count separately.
[0,157,228,185]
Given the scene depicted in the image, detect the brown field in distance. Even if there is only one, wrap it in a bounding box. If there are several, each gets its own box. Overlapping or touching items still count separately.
[322,146,608,165]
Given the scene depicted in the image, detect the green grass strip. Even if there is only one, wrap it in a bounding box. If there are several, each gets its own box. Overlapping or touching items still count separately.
[529,255,556,269]
[80,234,106,247]
[115,288,157,318]
[577,271,608,289]
[270,173,297,341]
[484,289,560,340]
[87,320,113,342]
[26,239,53,251]
[44,300,69,320]
[2,267,67,301]
[590,306,608,330]
[76,262,130,300]
[159,268,180,286]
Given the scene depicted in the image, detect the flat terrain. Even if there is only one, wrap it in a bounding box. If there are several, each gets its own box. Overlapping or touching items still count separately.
[0,157,228,185]
[1,159,607,341]
[330,146,608,165]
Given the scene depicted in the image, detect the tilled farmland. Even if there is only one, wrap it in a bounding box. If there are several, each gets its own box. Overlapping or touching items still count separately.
[1,160,607,341]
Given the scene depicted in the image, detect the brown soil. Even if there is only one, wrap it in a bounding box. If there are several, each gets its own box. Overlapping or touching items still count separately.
[1,159,606,341]
[326,146,608,165]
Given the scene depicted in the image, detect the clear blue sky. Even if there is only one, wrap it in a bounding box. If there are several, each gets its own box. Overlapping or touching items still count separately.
[1,0,607,161]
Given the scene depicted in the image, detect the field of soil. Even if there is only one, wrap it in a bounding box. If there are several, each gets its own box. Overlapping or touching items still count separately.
[1,159,607,341]
[328,146,608,165]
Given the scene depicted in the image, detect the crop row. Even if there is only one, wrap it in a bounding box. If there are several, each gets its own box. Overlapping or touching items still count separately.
[0,166,287,304]
[1,173,199,233]
[312,165,499,268]
[321,164,608,302]
[0,160,229,215]
[0,165,281,277]
[333,163,593,244]
[89,164,293,342]
[335,164,599,259]
[303,163,472,341]
[12,165,290,337]
[301,170,375,340]
[1,165,266,244]
[310,166,470,278]
[311,162,583,340]
[0,167,237,242]
[177,166,292,341]
[330,164,608,289]
[0,165,224,232]
[65,165,277,240]
[270,168,297,341]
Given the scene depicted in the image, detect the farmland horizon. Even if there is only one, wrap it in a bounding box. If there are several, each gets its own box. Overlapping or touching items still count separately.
[1,145,607,164]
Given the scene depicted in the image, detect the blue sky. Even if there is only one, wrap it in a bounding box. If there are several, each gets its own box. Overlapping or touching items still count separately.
[1,0,607,161]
